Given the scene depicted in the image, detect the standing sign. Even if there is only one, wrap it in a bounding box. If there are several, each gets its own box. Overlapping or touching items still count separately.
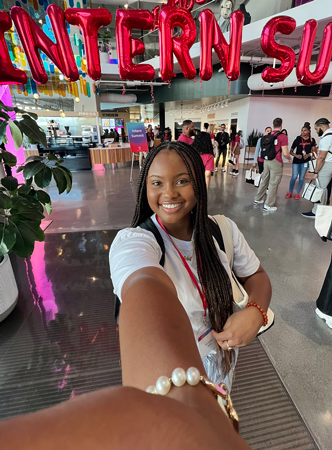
[127,122,149,153]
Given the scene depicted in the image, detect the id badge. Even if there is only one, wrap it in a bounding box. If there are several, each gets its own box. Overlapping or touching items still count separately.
[304,162,308,168]
[197,318,216,359]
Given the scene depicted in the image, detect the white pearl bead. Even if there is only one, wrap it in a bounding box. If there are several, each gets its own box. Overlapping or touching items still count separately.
[171,368,186,387]
[146,385,157,394]
[186,367,200,386]
[155,376,171,395]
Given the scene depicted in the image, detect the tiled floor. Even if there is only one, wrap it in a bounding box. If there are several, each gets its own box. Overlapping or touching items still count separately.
[1,162,331,449]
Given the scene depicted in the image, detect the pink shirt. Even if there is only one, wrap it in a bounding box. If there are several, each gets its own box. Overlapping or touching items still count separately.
[178,134,193,145]
[273,130,288,163]
[201,154,214,172]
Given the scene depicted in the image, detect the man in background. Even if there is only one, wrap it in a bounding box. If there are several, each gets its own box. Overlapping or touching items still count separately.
[302,118,332,218]
[254,117,291,212]
[178,120,195,145]
[215,124,230,173]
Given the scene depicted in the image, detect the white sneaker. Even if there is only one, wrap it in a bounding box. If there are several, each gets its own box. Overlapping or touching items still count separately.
[315,308,332,329]
[263,205,277,212]
[253,200,264,205]
[215,167,218,172]
[221,168,226,172]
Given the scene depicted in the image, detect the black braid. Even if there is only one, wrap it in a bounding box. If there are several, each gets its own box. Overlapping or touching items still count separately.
[132,141,235,374]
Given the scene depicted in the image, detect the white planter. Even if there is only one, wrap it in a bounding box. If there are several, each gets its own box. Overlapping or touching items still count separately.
[0,254,19,322]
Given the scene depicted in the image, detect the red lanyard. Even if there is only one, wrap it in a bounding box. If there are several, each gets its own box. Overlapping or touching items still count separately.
[156,215,207,317]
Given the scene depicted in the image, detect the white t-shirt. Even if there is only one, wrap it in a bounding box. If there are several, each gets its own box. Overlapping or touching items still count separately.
[319,128,332,163]
[109,214,260,345]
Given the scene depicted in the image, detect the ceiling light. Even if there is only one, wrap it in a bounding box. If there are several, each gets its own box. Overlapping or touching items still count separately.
[60,109,63,112]
[75,97,80,103]
[25,107,30,110]
[38,107,42,110]
[46,109,49,111]
[60,112,66,117]
[33,93,39,99]
[39,19,43,24]
[32,107,36,110]
[59,74,64,81]
[124,3,128,8]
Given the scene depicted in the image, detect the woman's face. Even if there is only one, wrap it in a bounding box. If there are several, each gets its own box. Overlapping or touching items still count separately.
[147,150,197,226]
[301,127,309,138]
[220,0,233,19]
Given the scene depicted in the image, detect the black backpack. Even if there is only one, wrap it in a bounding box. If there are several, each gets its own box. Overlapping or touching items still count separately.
[114,217,226,324]
[260,131,282,161]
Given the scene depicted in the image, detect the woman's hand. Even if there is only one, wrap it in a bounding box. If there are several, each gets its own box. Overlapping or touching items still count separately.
[303,153,310,160]
[295,154,303,159]
[212,307,263,351]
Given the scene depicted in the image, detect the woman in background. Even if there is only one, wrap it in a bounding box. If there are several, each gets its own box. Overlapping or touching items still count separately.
[192,131,215,189]
[230,130,243,177]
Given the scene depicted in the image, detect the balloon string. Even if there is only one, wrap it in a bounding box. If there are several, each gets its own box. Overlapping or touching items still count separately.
[318,84,322,94]
[329,84,332,97]
[294,80,298,93]
[200,78,202,88]
[151,82,155,102]
[122,84,126,95]
[194,77,197,83]
[228,78,230,93]
[168,80,171,89]
[282,82,285,94]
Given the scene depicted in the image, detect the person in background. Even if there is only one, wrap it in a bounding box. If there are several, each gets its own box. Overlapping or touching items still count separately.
[252,126,272,174]
[121,128,126,143]
[164,127,172,141]
[285,122,317,200]
[178,120,195,145]
[230,130,243,177]
[203,122,210,133]
[254,117,291,212]
[281,129,288,136]
[102,129,109,139]
[215,124,230,173]
[147,124,155,149]
[302,118,332,218]
[114,128,120,143]
[154,126,159,138]
[191,131,215,189]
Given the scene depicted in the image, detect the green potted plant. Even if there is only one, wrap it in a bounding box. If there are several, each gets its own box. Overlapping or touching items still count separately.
[247,129,264,148]
[0,100,72,322]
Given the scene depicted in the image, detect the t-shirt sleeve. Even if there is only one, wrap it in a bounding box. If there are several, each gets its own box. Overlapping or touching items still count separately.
[312,137,316,147]
[227,218,260,279]
[319,135,332,152]
[280,134,288,147]
[109,228,163,301]
[235,135,240,143]
[291,137,298,150]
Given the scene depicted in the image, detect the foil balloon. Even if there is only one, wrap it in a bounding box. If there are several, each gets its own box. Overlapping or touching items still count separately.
[65,8,112,80]
[116,9,155,81]
[11,6,63,84]
[261,16,296,84]
[200,10,243,81]
[159,6,196,82]
[296,19,332,86]
[0,11,27,85]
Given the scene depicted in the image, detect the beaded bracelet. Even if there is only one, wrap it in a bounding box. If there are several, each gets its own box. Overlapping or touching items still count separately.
[146,367,239,432]
[246,301,268,326]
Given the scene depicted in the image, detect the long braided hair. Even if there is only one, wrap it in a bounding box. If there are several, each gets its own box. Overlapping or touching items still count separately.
[132,141,235,374]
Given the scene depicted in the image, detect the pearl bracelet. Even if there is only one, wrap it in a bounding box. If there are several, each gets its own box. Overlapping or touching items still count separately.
[146,367,239,432]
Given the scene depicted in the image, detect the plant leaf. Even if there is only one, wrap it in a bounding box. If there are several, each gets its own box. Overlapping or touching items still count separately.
[23,160,45,180]
[0,223,16,256]
[36,190,51,205]
[0,120,7,142]
[0,193,12,209]
[0,111,10,121]
[9,119,23,151]
[52,167,67,194]
[1,176,18,191]
[25,155,44,163]
[1,150,17,167]
[35,166,52,188]
[8,216,43,258]
[18,184,31,196]
[47,153,58,161]
[22,112,38,120]
[45,202,52,215]
[16,166,24,173]
[57,166,72,194]
[17,117,47,148]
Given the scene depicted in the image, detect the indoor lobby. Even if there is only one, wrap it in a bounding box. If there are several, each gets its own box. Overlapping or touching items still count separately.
[0,1,332,450]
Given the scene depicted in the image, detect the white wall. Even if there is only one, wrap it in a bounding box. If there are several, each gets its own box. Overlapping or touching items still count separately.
[245,0,293,23]
[246,96,332,146]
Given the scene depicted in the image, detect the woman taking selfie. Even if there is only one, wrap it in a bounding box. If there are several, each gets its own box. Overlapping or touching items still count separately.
[110,141,272,391]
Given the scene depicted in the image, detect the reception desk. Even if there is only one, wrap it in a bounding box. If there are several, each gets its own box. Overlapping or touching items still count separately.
[89,144,138,166]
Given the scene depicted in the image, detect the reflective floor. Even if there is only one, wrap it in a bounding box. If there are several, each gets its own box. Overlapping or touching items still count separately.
[1,162,331,449]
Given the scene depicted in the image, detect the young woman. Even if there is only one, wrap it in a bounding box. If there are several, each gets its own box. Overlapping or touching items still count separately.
[110,141,271,391]
[285,122,317,200]
[230,130,243,176]
[191,131,215,189]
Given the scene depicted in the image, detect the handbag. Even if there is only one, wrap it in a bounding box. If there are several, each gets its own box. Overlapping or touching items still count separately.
[228,154,235,165]
[308,159,316,173]
[245,169,255,185]
[302,180,324,202]
[254,172,261,187]
[213,215,274,335]
[315,205,332,240]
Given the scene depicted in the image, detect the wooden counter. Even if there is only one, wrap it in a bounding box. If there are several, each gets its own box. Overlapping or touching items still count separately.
[89,145,138,165]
